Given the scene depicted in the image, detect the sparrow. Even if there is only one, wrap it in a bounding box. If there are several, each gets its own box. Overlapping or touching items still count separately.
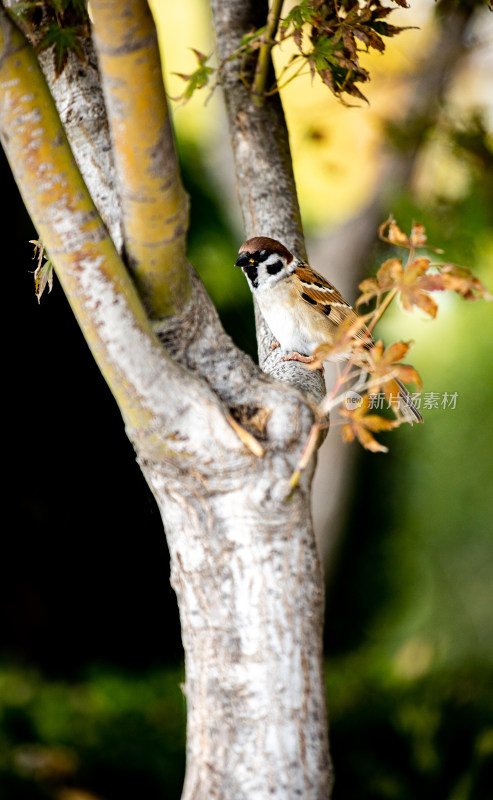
[235,236,423,424]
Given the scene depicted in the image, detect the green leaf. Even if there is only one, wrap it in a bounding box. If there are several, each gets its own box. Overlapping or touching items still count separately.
[309,35,341,71]
[36,22,87,77]
[173,50,213,103]
[282,0,318,30]
[239,25,266,51]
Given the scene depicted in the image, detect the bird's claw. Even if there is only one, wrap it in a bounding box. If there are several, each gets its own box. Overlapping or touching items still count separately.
[282,352,324,372]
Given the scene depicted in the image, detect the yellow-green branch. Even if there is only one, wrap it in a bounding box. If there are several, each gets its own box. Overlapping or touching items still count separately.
[90,0,191,318]
[252,0,284,106]
[0,9,167,431]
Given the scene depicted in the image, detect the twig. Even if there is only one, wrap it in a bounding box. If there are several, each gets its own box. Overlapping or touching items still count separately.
[227,413,265,457]
[252,0,284,106]
[366,287,398,335]
[288,419,329,495]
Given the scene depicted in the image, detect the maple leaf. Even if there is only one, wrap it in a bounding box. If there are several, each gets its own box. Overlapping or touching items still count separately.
[37,22,87,78]
[281,0,317,31]
[396,258,438,316]
[340,394,398,453]
[366,340,422,396]
[173,49,213,104]
[357,275,381,307]
[379,217,443,253]
[379,216,410,248]
[422,264,493,302]
[409,221,427,248]
[357,257,439,317]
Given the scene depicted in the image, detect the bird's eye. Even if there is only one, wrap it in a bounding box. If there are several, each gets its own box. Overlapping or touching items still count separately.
[258,249,269,261]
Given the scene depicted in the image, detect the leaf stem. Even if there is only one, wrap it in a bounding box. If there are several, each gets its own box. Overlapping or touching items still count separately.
[367,287,398,335]
[252,0,284,106]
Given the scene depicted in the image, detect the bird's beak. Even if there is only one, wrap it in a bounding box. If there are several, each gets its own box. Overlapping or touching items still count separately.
[234,253,250,267]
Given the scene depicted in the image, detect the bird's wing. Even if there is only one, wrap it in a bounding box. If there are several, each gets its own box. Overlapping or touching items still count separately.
[294,263,353,321]
[293,263,372,348]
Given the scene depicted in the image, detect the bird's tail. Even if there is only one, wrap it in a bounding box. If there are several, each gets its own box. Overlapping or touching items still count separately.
[387,378,423,424]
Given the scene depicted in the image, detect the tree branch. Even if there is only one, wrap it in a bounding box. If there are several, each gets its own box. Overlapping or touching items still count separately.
[3,0,125,252]
[90,0,191,318]
[252,0,284,106]
[211,0,326,404]
[0,8,245,458]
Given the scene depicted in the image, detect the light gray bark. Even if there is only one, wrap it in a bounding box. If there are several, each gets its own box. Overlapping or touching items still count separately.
[141,403,329,800]
[3,0,124,250]
[211,0,327,405]
[36,41,125,253]
[2,1,333,797]
[152,271,332,799]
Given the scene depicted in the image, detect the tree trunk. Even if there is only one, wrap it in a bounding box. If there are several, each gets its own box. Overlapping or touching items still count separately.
[0,1,332,796]
[141,430,330,798]
[152,275,332,798]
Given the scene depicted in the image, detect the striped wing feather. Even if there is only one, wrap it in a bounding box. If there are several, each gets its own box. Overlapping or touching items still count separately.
[294,264,369,343]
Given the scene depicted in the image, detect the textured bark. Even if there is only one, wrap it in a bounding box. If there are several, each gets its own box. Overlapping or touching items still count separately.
[138,376,330,800]
[1,2,332,797]
[211,0,326,406]
[2,0,125,253]
[212,0,304,257]
[152,274,333,799]
[35,40,125,254]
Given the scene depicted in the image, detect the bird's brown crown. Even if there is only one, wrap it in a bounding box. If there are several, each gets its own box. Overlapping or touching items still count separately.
[238,236,294,263]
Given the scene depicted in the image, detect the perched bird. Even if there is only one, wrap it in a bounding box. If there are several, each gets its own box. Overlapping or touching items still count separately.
[235,235,423,424]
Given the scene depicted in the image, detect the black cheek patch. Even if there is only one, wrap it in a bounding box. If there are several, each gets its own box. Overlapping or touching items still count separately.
[243,264,259,288]
[267,259,283,275]
[301,292,318,305]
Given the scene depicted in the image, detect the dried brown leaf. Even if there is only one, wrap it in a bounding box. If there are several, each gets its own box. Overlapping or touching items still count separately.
[340,394,397,453]
[409,221,427,248]
[423,264,493,301]
[379,217,410,247]
[366,339,422,394]
[34,259,54,303]
[226,413,264,457]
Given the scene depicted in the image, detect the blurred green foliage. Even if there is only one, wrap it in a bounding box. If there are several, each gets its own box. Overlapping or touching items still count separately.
[326,655,493,799]
[321,134,493,798]
[0,666,186,800]
[1,659,491,799]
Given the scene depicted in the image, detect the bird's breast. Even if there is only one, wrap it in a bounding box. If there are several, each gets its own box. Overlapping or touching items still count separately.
[256,283,324,355]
